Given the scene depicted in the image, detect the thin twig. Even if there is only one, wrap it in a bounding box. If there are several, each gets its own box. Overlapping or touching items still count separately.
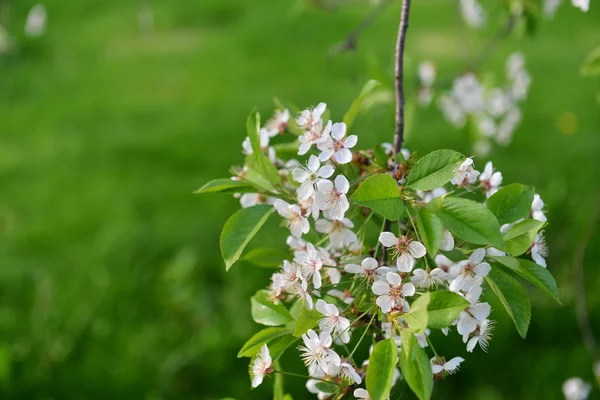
[392,0,411,155]
[573,192,600,362]
[329,0,395,57]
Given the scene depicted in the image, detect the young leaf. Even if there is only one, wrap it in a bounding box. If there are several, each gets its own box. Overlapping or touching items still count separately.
[430,197,504,249]
[398,333,433,400]
[269,334,299,362]
[416,208,444,256]
[293,307,322,337]
[343,80,380,129]
[503,219,544,256]
[406,149,464,191]
[402,292,430,333]
[243,166,277,193]
[485,268,531,338]
[366,338,399,400]
[221,204,274,270]
[373,144,389,169]
[246,110,281,187]
[581,46,600,77]
[242,248,289,268]
[486,184,535,225]
[427,291,470,329]
[491,256,561,304]
[194,178,254,194]
[351,174,404,220]
[238,327,294,358]
[273,361,285,400]
[251,290,293,326]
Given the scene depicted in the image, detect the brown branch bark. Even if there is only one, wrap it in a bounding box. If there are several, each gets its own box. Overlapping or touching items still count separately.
[393,0,411,156]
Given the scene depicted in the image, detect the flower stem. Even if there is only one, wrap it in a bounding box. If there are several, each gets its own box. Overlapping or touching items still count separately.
[349,312,377,359]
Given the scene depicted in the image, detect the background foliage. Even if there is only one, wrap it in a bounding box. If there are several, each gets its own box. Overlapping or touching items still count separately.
[1,0,599,399]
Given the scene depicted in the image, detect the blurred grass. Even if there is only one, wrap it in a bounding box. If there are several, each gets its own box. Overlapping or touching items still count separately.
[0,0,599,399]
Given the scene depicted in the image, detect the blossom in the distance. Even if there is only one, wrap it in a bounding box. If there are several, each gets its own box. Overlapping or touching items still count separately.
[431,356,465,375]
[25,4,47,37]
[449,248,491,292]
[562,377,592,400]
[292,155,335,200]
[479,161,503,197]
[465,319,494,352]
[315,175,350,220]
[239,193,273,208]
[345,257,379,279]
[299,329,341,375]
[354,388,371,400]
[316,299,351,343]
[315,218,358,249]
[496,107,521,146]
[251,345,272,387]
[298,120,332,156]
[242,128,270,155]
[531,231,548,268]
[452,73,485,113]
[379,232,427,272]
[265,109,289,136]
[274,199,309,238]
[544,0,563,18]
[438,95,466,128]
[419,61,436,87]
[372,272,416,313]
[531,194,547,222]
[411,268,447,288]
[451,158,480,187]
[572,0,590,12]
[460,0,487,28]
[317,122,358,164]
[295,243,324,289]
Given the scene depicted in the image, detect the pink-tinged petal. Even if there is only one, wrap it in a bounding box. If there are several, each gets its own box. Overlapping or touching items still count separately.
[490,171,503,186]
[386,272,402,287]
[316,179,333,193]
[325,303,339,316]
[316,299,328,315]
[319,149,335,162]
[300,218,310,234]
[396,252,415,272]
[379,232,398,247]
[362,257,379,271]
[315,219,332,233]
[403,282,416,296]
[409,241,427,258]
[317,164,335,178]
[345,264,363,274]
[376,295,394,313]
[331,122,346,140]
[313,272,322,289]
[372,281,391,296]
[470,248,486,263]
[474,262,491,277]
[334,148,353,164]
[334,175,350,194]
[344,135,358,148]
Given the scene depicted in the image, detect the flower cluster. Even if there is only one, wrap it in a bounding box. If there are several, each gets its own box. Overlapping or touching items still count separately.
[203,100,556,399]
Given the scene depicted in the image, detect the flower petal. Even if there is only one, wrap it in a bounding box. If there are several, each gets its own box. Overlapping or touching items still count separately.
[372,281,391,296]
[379,232,398,247]
[409,241,427,258]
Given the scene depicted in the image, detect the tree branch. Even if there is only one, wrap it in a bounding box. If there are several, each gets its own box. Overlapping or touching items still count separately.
[393,0,411,156]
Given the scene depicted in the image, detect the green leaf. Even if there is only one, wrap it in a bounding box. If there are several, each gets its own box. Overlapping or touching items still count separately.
[485,268,531,338]
[271,141,300,156]
[398,333,433,400]
[242,165,276,193]
[238,327,294,358]
[246,110,281,187]
[221,204,274,270]
[486,184,535,225]
[406,149,464,191]
[491,256,561,304]
[351,174,404,220]
[313,382,338,394]
[430,197,504,249]
[427,291,470,329]
[373,144,389,169]
[403,292,430,333]
[268,334,299,362]
[194,178,254,194]
[416,208,444,256]
[366,338,398,400]
[242,248,289,268]
[251,290,294,326]
[503,219,544,256]
[581,46,600,77]
[293,307,322,337]
[343,80,380,129]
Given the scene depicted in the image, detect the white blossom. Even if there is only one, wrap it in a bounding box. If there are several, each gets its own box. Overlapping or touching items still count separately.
[544,0,563,17]
[451,158,480,187]
[496,107,521,146]
[293,155,335,200]
[431,356,465,375]
[25,4,47,37]
[317,122,358,164]
[242,128,270,155]
[299,329,341,376]
[295,243,324,289]
[417,187,447,203]
[328,289,354,304]
[297,102,327,131]
[251,345,272,387]
[292,278,314,309]
[531,194,548,222]
[479,161,503,197]
[438,95,466,128]
[449,248,491,292]
[272,260,303,295]
[572,0,590,12]
[419,61,436,87]
[466,319,494,352]
[315,218,358,249]
[372,272,416,313]
[411,268,447,288]
[314,175,350,220]
[354,388,371,400]
[440,230,455,251]
[460,0,487,28]
[265,109,290,137]
[345,257,379,279]
[452,73,485,113]
[316,299,351,343]
[379,232,427,272]
[563,377,592,400]
[274,199,310,238]
[531,231,548,268]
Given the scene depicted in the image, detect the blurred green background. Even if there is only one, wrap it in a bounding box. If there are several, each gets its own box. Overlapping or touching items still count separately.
[1,0,599,399]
